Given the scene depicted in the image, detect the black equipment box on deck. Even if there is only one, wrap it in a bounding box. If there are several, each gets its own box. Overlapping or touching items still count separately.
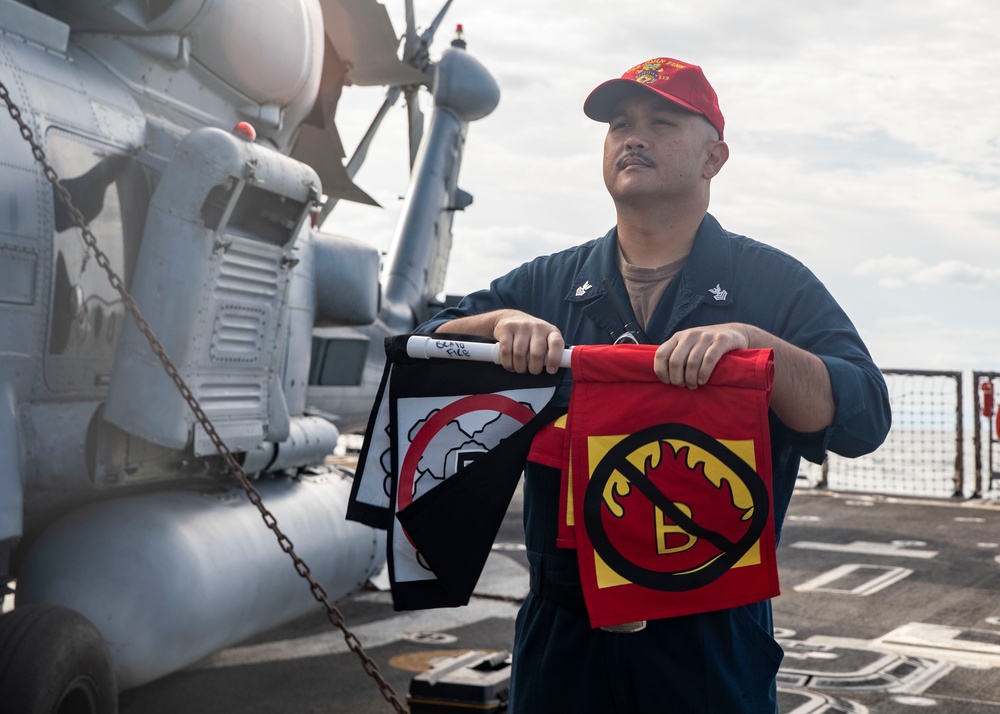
[408,650,511,713]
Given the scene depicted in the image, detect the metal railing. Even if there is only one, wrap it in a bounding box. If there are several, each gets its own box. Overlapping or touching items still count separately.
[972,371,1000,499]
[797,369,985,499]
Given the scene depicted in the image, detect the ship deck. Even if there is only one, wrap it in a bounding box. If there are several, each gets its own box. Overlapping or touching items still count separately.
[118,487,1000,713]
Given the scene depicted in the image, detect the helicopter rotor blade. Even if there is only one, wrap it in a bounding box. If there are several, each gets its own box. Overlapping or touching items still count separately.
[324,0,456,212]
[419,0,453,47]
[318,84,403,223]
[399,0,456,168]
[317,0,425,87]
[405,87,423,169]
[403,0,418,63]
[347,85,402,180]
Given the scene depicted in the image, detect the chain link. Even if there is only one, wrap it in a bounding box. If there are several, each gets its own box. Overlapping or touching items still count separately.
[0,80,410,713]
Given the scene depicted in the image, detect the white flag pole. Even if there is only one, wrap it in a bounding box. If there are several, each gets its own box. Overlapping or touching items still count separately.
[405,335,574,369]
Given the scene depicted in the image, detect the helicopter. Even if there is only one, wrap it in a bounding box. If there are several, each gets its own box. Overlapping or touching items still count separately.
[0,0,499,711]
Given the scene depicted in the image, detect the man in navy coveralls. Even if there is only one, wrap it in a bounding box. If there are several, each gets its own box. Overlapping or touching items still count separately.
[419,57,891,713]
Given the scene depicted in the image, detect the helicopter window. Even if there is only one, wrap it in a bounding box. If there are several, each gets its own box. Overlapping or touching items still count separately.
[309,335,369,387]
[44,133,150,392]
[201,182,306,248]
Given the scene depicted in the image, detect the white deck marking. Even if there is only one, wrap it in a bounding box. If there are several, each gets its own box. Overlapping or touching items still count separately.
[781,634,953,695]
[891,695,938,706]
[875,623,1000,668]
[777,689,869,713]
[791,540,938,559]
[794,564,914,596]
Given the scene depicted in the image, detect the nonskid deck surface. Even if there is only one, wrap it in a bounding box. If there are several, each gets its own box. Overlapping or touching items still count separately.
[118,488,1000,713]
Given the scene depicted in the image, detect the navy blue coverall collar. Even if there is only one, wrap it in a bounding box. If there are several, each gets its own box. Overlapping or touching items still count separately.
[563,213,735,344]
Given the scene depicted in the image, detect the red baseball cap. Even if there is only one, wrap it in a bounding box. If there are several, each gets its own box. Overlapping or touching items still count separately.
[584,57,725,140]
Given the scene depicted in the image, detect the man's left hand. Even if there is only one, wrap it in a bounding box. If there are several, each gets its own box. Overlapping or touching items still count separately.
[654,322,835,433]
[653,323,750,389]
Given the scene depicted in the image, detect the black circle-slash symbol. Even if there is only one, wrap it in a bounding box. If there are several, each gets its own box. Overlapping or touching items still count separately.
[583,423,770,592]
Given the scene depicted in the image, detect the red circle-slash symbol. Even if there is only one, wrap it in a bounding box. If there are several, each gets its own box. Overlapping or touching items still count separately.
[397,394,536,511]
[584,423,770,592]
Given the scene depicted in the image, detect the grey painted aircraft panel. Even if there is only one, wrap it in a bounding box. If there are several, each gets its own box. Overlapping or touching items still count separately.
[0,0,499,704]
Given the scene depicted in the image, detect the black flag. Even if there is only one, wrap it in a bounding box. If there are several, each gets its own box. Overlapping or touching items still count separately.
[348,334,566,610]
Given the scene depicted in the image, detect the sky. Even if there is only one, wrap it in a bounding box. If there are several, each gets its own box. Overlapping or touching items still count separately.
[325,0,1000,372]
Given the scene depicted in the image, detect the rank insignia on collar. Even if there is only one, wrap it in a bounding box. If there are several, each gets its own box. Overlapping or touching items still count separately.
[576,281,593,297]
[709,284,728,301]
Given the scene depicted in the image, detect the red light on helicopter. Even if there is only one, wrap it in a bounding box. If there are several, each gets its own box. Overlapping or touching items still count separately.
[451,23,466,49]
[234,121,256,141]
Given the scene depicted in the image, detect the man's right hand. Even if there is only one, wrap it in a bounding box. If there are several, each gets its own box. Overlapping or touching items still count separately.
[435,309,565,375]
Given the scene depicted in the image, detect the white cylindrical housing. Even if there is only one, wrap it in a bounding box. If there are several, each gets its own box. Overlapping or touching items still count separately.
[17,473,383,689]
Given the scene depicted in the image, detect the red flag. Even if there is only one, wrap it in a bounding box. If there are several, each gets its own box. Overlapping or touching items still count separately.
[566,344,778,627]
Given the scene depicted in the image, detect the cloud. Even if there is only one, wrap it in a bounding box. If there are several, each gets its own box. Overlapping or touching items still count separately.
[914,261,1000,287]
[868,313,1000,371]
[326,0,1000,372]
[854,256,1000,288]
[749,129,936,174]
[443,225,584,295]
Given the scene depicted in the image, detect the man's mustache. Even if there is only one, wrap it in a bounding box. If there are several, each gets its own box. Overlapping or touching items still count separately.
[616,150,655,169]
